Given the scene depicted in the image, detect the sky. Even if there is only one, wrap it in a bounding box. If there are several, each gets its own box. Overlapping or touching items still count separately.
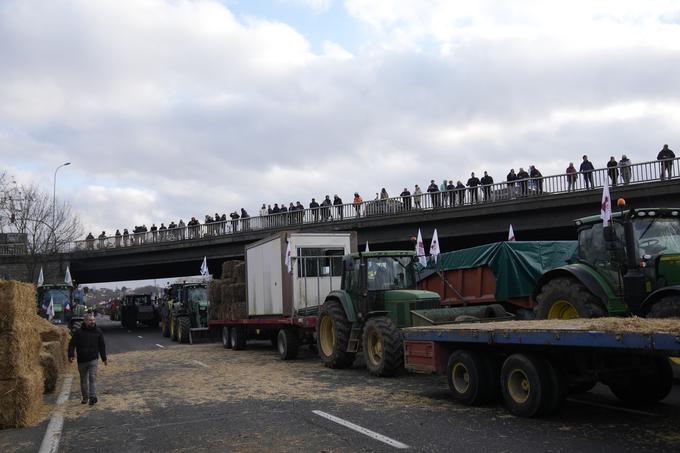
[2,0,680,251]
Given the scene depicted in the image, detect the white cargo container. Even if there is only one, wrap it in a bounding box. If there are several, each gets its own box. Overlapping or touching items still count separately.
[209,231,357,360]
[246,232,356,316]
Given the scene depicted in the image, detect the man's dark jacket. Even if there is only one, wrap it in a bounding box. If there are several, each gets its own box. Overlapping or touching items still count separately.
[68,324,107,363]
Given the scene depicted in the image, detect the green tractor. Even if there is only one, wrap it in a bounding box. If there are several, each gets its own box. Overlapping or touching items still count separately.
[162,282,209,344]
[534,206,680,319]
[120,294,158,330]
[317,251,442,377]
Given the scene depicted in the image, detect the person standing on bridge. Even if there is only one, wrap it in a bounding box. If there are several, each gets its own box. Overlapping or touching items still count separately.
[480,171,494,202]
[566,162,577,192]
[529,165,543,194]
[619,155,632,185]
[114,229,121,248]
[68,313,107,406]
[466,173,480,203]
[657,144,675,180]
[516,168,529,196]
[579,155,595,190]
[607,156,619,187]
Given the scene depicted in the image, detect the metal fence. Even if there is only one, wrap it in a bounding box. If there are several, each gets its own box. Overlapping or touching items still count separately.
[65,157,679,253]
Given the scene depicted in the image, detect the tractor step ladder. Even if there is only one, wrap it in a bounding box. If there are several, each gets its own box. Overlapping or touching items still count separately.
[347,325,362,352]
[189,327,211,344]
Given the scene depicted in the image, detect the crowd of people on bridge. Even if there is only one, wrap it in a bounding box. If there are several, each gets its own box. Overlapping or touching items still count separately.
[81,145,676,250]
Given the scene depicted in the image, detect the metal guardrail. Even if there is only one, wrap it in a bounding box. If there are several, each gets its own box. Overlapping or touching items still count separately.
[57,157,679,253]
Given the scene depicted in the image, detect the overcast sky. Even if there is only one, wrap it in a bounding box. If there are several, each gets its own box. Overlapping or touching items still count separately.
[2,0,680,240]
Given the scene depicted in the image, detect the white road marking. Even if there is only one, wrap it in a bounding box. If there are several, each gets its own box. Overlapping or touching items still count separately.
[312,410,409,449]
[137,335,143,339]
[568,398,660,417]
[155,344,165,349]
[192,360,208,368]
[38,375,73,453]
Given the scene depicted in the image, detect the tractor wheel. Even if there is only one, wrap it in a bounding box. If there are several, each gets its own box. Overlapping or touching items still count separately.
[500,353,554,417]
[317,299,355,369]
[647,295,680,318]
[362,317,403,377]
[221,327,232,349]
[170,316,178,341]
[161,317,170,337]
[608,357,673,404]
[277,329,299,360]
[535,278,606,319]
[230,327,247,350]
[178,316,191,344]
[446,350,498,405]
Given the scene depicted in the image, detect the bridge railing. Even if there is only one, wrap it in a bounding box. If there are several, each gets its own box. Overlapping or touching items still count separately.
[65,157,679,253]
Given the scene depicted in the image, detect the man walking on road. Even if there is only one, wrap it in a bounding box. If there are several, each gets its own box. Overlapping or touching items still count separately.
[68,313,107,406]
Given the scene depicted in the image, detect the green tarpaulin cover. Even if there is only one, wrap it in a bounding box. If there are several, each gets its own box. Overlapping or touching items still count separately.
[423,241,578,301]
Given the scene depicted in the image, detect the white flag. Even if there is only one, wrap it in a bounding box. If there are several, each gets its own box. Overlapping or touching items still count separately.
[429,229,441,263]
[364,242,370,252]
[64,266,72,286]
[200,256,209,277]
[47,296,55,321]
[600,176,611,226]
[508,224,516,241]
[416,229,427,267]
[37,267,44,286]
[285,241,293,274]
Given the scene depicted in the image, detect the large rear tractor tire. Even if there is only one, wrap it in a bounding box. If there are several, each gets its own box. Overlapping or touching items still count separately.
[317,300,355,369]
[607,357,673,404]
[177,316,191,344]
[446,350,498,406]
[535,278,606,320]
[278,329,299,360]
[647,295,680,318]
[362,317,403,377]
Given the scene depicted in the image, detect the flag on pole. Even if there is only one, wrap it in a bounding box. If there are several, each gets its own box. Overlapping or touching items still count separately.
[601,176,612,226]
[508,224,516,241]
[364,242,370,253]
[64,266,73,286]
[285,241,293,274]
[416,229,427,267]
[429,229,441,263]
[47,296,55,321]
[37,267,44,286]
[65,300,71,312]
[200,256,210,277]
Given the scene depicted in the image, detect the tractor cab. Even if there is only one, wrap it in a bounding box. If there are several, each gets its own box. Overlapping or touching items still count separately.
[37,283,74,325]
[182,283,209,328]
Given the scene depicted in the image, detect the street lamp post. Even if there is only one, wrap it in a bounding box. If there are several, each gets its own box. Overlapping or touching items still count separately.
[52,162,71,250]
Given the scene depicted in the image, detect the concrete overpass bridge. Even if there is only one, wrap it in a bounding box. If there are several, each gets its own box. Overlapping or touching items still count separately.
[2,160,679,285]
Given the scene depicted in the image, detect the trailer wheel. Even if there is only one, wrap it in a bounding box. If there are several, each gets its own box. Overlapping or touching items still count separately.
[221,327,232,349]
[500,353,552,417]
[278,329,299,360]
[608,357,673,404]
[178,316,191,344]
[535,278,606,319]
[317,299,355,369]
[230,327,246,350]
[446,350,496,405]
[363,317,403,377]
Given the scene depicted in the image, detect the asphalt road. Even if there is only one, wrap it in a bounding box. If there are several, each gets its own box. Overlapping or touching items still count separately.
[2,316,680,452]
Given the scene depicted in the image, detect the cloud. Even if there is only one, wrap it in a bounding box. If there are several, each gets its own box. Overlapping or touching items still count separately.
[1,0,679,256]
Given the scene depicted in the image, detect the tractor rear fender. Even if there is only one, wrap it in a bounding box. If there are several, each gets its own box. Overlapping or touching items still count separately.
[533,264,611,307]
[641,286,680,314]
[324,290,357,323]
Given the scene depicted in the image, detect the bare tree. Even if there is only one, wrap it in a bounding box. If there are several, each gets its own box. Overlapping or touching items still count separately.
[1,172,83,280]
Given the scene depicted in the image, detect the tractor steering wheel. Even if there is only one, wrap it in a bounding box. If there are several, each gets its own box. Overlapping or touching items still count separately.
[639,239,660,248]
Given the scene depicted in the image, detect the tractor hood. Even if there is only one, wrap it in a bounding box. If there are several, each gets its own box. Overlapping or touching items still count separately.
[658,254,680,286]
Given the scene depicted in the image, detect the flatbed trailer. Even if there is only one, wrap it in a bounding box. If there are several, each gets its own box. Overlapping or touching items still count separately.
[403,318,680,417]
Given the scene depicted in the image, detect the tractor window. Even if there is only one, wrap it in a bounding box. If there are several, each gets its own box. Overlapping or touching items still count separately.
[366,257,416,290]
[633,217,680,256]
[40,289,70,306]
[187,287,208,302]
[297,248,344,277]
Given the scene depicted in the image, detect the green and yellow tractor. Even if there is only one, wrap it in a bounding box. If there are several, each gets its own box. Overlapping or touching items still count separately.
[161,282,209,344]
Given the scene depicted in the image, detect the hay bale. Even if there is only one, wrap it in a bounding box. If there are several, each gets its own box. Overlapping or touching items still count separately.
[0,330,42,380]
[232,301,247,320]
[42,341,67,374]
[0,372,44,429]
[221,285,234,305]
[221,261,238,279]
[39,352,58,393]
[35,318,65,342]
[0,280,36,333]
[221,277,236,285]
[232,283,246,302]
[232,262,246,282]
